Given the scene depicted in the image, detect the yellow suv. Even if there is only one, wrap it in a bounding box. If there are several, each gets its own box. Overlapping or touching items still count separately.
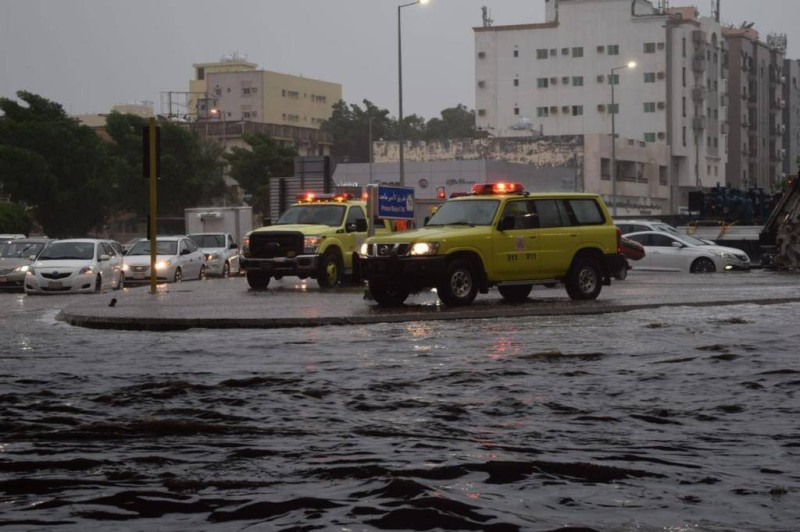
[359,183,624,306]
[240,192,393,289]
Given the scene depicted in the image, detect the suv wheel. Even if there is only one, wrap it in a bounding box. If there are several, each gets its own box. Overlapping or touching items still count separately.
[368,281,410,306]
[437,259,478,306]
[498,284,532,303]
[317,250,343,289]
[565,257,602,300]
[247,270,270,290]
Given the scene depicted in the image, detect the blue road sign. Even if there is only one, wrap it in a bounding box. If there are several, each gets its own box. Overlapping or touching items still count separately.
[377,185,415,220]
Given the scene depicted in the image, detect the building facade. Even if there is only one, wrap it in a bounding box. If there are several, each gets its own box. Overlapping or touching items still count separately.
[473,0,727,214]
[784,59,800,178]
[724,29,786,191]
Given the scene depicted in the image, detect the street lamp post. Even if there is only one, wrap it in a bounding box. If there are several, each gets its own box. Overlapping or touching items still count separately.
[397,0,429,186]
[210,108,227,149]
[609,61,636,217]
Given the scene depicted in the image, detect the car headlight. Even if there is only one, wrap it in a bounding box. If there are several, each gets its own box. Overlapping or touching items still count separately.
[155,260,171,270]
[14,265,31,273]
[26,267,35,276]
[360,243,369,256]
[410,242,439,256]
[304,236,323,254]
[208,252,221,261]
[711,250,732,259]
[122,264,130,272]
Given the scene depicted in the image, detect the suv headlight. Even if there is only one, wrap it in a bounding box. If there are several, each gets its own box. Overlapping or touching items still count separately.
[410,242,439,256]
[304,236,323,254]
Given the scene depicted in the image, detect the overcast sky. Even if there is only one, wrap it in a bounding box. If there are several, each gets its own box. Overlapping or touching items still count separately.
[1,0,798,120]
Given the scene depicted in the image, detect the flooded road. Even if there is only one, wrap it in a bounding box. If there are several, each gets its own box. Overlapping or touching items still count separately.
[1,286,798,530]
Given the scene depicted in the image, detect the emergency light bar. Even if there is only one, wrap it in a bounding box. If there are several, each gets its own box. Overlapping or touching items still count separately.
[296,192,354,203]
[470,182,525,195]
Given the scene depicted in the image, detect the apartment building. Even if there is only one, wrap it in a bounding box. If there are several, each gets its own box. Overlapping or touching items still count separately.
[474,0,727,215]
[190,56,341,130]
[723,29,786,190]
[784,59,800,178]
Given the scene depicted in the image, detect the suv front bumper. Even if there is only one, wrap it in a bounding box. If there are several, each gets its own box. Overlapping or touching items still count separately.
[359,255,447,289]
[240,255,320,276]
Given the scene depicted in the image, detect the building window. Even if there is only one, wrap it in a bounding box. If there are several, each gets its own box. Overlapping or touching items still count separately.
[537,78,549,88]
[608,103,619,114]
[562,76,570,85]
[644,102,656,113]
[561,47,569,55]
[683,126,687,146]
[644,42,656,54]
[514,107,520,115]
[537,107,549,117]
[607,44,619,56]
[242,87,253,96]
[513,49,519,57]
[478,109,486,116]
[682,67,687,87]
[572,105,583,116]
[537,48,548,59]
[644,132,656,143]
[682,97,687,117]
[514,78,519,87]
[644,72,656,83]
[572,76,584,86]
[572,47,584,58]
[550,48,557,56]
[608,74,619,85]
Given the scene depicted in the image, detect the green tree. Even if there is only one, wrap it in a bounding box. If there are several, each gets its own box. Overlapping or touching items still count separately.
[321,100,392,164]
[104,112,227,217]
[0,91,115,237]
[0,202,32,234]
[424,104,477,140]
[224,132,297,221]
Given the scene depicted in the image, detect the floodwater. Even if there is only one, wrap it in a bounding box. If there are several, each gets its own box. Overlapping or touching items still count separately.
[0,290,798,531]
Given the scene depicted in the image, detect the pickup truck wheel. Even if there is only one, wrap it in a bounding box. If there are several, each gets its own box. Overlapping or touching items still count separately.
[565,257,601,300]
[437,259,478,306]
[317,251,343,289]
[368,281,409,306]
[247,270,270,290]
[498,285,532,302]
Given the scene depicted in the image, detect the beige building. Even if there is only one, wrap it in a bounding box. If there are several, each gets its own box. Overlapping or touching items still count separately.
[189,55,341,130]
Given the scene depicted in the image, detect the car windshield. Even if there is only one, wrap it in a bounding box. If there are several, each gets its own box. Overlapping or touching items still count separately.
[189,234,225,247]
[0,241,46,259]
[277,205,345,227]
[128,240,178,256]
[38,242,95,260]
[425,199,500,226]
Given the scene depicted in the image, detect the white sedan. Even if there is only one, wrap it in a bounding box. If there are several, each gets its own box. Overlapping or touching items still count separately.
[624,231,751,273]
[187,232,241,277]
[24,239,124,294]
[123,236,207,283]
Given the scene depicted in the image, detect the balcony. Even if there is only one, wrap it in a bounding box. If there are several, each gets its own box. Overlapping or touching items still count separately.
[693,116,707,130]
[692,57,706,72]
[692,86,707,101]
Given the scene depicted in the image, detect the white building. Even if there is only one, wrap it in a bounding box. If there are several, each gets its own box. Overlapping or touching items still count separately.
[474,0,728,215]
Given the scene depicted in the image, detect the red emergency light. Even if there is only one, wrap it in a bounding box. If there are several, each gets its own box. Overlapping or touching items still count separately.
[470,182,525,195]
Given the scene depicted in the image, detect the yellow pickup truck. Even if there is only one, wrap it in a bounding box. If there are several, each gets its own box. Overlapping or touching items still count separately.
[240,192,393,289]
[358,182,625,306]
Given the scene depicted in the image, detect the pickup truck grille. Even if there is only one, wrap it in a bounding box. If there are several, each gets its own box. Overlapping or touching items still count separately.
[249,231,304,258]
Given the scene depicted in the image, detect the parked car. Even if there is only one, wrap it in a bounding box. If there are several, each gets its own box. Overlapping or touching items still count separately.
[24,239,124,294]
[123,236,207,283]
[187,232,241,278]
[623,231,751,273]
[615,219,715,245]
[0,238,54,289]
[0,234,26,256]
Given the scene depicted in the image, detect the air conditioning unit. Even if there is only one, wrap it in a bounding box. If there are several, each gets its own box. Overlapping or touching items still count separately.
[597,75,605,83]
[657,71,666,79]
[657,101,666,109]
[562,76,570,85]
[721,122,730,134]
[597,45,605,53]
[550,106,559,113]
[597,103,606,112]
[657,131,666,139]
[477,51,486,59]
[562,106,570,113]
[692,29,706,43]
[550,77,558,84]
[477,80,486,88]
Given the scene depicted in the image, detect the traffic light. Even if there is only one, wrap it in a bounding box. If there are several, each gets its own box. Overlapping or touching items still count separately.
[436,186,446,199]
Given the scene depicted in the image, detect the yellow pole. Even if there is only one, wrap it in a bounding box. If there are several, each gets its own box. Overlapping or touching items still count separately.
[148,117,158,294]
